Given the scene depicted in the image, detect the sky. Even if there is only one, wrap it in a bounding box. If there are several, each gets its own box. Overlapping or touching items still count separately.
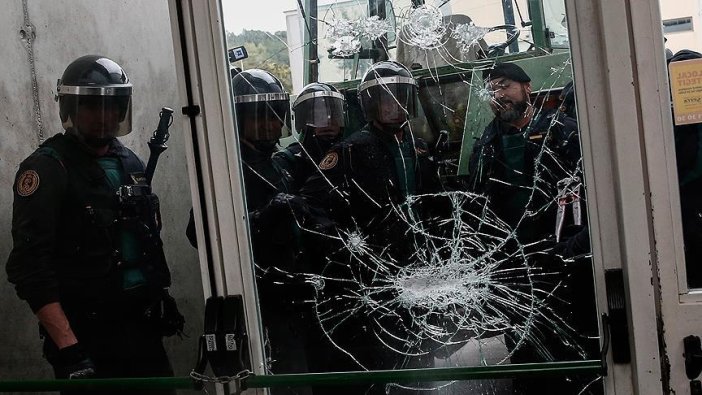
[222,0,299,34]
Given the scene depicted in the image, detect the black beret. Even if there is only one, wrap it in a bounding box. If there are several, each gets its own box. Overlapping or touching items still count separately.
[482,63,531,83]
[669,49,702,64]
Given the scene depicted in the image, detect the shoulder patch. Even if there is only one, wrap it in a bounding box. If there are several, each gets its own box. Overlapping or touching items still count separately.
[319,152,339,170]
[16,170,40,197]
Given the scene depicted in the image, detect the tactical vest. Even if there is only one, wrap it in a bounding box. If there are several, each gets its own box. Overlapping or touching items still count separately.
[272,143,315,193]
[468,110,580,237]
[37,134,170,309]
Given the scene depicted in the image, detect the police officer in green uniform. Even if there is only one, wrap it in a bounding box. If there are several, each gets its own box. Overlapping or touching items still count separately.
[229,68,296,275]
[302,61,440,229]
[227,69,315,390]
[272,82,345,192]
[6,55,181,395]
[231,69,292,202]
[468,62,600,394]
[299,61,440,394]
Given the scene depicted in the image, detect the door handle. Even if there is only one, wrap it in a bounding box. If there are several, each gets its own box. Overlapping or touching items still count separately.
[605,269,631,363]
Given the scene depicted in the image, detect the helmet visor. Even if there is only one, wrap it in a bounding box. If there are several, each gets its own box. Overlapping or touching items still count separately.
[60,94,132,138]
[360,83,418,124]
[293,92,346,131]
[235,99,290,142]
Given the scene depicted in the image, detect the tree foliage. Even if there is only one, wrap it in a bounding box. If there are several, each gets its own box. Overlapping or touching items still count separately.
[226,30,293,92]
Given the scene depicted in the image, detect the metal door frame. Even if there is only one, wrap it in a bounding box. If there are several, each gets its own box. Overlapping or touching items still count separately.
[168,0,686,393]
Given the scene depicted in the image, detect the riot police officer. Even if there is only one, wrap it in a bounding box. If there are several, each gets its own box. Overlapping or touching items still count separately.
[6,55,180,395]
[468,62,599,394]
[228,69,314,388]
[299,61,440,394]
[302,61,440,227]
[273,82,345,192]
[231,69,291,210]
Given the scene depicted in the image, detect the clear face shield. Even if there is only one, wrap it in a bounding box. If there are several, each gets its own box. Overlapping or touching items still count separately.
[293,91,346,137]
[234,93,290,143]
[359,76,418,126]
[57,84,133,141]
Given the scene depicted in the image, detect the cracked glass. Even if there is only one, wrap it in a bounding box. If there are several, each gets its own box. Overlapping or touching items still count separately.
[223,0,603,393]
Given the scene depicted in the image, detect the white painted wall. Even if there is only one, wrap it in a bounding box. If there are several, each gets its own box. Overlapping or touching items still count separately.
[0,1,204,391]
[661,0,702,53]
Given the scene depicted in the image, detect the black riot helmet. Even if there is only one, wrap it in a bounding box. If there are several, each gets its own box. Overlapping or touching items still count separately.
[231,69,290,151]
[57,55,133,144]
[293,82,346,132]
[358,61,418,127]
[293,82,346,160]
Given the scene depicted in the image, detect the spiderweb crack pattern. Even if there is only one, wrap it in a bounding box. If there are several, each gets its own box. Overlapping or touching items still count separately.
[236,2,600,392]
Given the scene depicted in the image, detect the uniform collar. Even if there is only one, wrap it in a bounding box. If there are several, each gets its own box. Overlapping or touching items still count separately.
[64,131,126,158]
[367,123,410,144]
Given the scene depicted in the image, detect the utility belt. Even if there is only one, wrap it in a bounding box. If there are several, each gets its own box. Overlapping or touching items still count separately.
[59,286,183,337]
[61,282,160,318]
[66,182,170,315]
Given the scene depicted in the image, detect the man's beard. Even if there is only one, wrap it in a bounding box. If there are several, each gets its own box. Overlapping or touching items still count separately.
[495,99,529,123]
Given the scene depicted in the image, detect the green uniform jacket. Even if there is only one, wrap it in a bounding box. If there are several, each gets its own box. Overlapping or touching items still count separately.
[6,133,170,313]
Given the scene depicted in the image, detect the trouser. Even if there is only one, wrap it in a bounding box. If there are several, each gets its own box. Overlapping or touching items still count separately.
[42,310,174,395]
[261,302,314,395]
[506,255,603,395]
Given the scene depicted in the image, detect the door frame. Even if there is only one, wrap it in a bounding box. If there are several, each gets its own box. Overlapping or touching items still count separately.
[167,0,269,387]
[168,0,683,393]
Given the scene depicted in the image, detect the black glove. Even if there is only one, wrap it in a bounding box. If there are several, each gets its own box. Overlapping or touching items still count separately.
[553,225,591,259]
[267,193,309,219]
[250,193,314,231]
[144,289,185,337]
[161,291,186,337]
[58,343,96,379]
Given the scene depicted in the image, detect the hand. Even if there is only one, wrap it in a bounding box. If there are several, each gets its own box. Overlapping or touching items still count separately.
[252,193,310,229]
[58,343,96,379]
[553,225,590,259]
[160,290,185,337]
[269,193,308,217]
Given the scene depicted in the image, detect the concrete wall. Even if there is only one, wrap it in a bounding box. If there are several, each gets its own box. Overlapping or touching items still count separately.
[0,1,204,392]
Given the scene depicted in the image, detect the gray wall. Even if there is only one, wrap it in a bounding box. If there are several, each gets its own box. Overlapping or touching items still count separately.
[0,1,204,392]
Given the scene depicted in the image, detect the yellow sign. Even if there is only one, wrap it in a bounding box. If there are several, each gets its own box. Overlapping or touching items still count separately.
[670,58,702,125]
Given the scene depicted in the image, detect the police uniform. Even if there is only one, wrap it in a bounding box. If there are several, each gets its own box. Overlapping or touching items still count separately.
[468,108,601,394]
[275,82,347,193]
[302,124,440,230]
[272,142,319,193]
[468,108,581,235]
[299,124,441,392]
[6,132,175,394]
[241,143,298,274]
[225,69,315,390]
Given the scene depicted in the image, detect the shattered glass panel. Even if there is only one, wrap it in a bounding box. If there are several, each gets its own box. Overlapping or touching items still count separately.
[223,0,604,393]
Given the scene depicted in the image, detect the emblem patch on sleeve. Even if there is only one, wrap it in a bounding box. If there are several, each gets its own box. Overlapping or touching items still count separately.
[319,152,339,170]
[16,170,40,197]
